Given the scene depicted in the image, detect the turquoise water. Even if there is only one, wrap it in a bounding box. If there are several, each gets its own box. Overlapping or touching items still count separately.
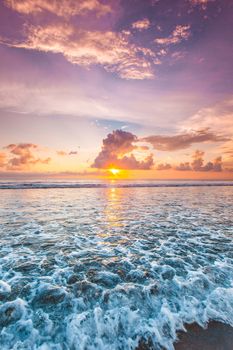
[0,184,233,349]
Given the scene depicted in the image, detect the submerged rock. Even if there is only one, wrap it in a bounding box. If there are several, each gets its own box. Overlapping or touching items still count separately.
[73,280,102,300]
[161,266,176,280]
[67,274,81,285]
[0,299,25,327]
[10,278,31,299]
[149,283,160,296]
[89,271,120,288]
[33,286,66,305]
[73,263,83,273]
[127,269,146,283]
[14,262,39,273]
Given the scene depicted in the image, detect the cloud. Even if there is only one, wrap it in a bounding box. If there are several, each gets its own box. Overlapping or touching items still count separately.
[4,0,111,17]
[156,163,172,170]
[223,150,233,158]
[191,150,222,171]
[138,145,150,151]
[155,25,191,45]
[175,162,191,171]
[113,154,154,170]
[57,150,67,156]
[0,152,6,167]
[175,150,222,172]
[224,165,233,172]
[92,129,154,169]
[141,128,229,151]
[132,18,151,31]
[57,150,78,156]
[155,150,223,172]
[2,24,154,80]
[5,143,51,170]
[181,99,233,135]
[189,0,215,10]
[0,169,110,178]
[182,99,233,159]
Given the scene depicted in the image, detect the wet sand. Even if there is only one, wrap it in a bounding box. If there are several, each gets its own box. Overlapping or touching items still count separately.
[136,321,233,350]
[175,321,233,350]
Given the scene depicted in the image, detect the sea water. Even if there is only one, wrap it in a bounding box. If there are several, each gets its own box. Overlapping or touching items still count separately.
[0,182,233,349]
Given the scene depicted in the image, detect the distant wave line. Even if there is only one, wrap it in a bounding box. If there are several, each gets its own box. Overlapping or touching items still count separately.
[0,182,233,189]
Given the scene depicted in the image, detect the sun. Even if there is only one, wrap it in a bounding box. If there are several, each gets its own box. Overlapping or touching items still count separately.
[109,168,120,176]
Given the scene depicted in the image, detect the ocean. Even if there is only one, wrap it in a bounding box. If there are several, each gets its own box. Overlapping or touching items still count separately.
[0,181,233,349]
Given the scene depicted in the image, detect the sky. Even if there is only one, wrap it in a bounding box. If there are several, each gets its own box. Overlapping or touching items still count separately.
[0,0,232,180]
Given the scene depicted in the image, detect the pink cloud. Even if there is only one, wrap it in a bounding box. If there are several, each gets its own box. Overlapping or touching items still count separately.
[92,129,154,169]
[191,150,222,171]
[141,128,229,151]
[175,150,222,172]
[175,162,191,171]
[132,18,151,31]
[5,143,51,170]
[155,25,191,45]
[57,150,78,156]
[57,150,67,156]
[155,150,223,172]
[156,163,172,170]
[4,0,112,17]
[3,24,154,80]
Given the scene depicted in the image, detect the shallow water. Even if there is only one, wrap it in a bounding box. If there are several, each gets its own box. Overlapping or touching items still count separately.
[0,185,233,349]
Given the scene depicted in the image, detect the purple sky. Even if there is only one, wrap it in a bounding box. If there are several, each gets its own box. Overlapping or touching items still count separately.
[0,0,232,178]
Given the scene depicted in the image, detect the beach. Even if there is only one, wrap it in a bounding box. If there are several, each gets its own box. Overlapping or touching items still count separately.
[175,321,233,350]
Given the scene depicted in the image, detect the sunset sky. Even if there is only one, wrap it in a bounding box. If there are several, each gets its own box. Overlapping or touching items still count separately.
[0,0,232,179]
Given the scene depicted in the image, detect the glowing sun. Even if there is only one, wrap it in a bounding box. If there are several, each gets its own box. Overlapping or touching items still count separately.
[109,168,120,176]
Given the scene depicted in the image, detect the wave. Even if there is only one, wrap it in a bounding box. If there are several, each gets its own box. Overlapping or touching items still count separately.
[0,180,233,189]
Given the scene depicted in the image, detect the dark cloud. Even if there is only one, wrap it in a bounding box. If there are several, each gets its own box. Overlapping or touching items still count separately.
[5,143,51,170]
[141,129,229,151]
[92,129,154,169]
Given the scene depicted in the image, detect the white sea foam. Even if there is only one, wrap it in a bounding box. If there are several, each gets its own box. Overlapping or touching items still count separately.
[0,185,232,349]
